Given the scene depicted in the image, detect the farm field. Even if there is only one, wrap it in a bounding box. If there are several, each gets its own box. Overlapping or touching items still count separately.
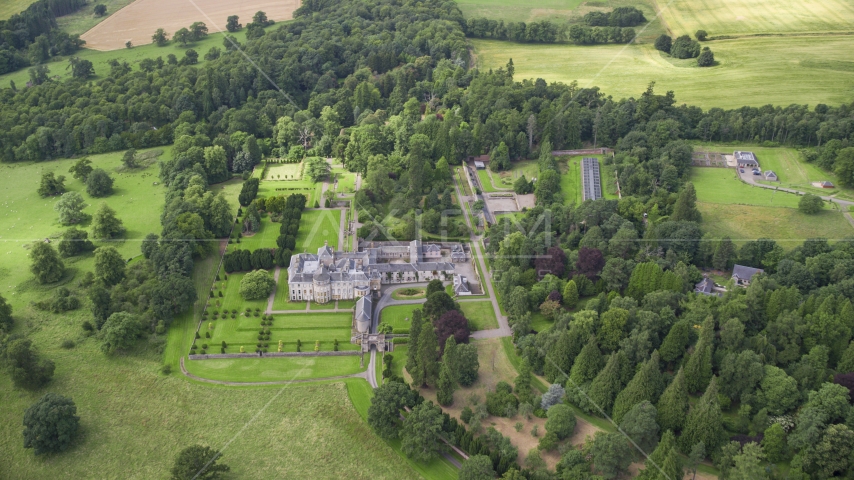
[472,36,854,109]
[80,0,300,50]
[0,27,256,88]
[458,301,499,331]
[0,0,37,20]
[56,0,138,36]
[697,203,854,247]
[655,0,854,37]
[691,167,805,208]
[296,209,343,252]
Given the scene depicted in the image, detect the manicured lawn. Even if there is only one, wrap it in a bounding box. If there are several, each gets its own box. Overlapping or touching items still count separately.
[387,345,408,379]
[392,287,427,300]
[333,168,357,193]
[559,156,583,204]
[207,269,269,313]
[697,202,853,248]
[264,162,303,181]
[380,304,422,333]
[690,168,804,208]
[237,214,279,251]
[337,299,357,310]
[296,209,343,252]
[472,35,854,109]
[530,312,553,333]
[477,169,503,192]
[184,355,364,381]
[202,312,356,353]
[459,301,499,331]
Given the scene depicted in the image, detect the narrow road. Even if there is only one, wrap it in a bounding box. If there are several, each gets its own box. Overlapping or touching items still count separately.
[453,173,512,340]
[366,349,378,388]
[738,170,854,207]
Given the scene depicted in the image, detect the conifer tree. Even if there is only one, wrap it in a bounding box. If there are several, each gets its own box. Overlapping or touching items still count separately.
[586,352,624,416]
[683,343,712,394]
[563,280,579,309]
[406,309,423,384]
[672,182,701,222]
[839,341,854,373]
[436,362,455,406]
[681,377,724,453]
[656,367,689,433]
[515,357,533,405]
[612,351,663,423]
[443,336,459,384]
[637,430,676,480]
[544,328,583,383]
[569,336,604,386]
[417,322,440,387]
[658,446,684,480]
[659,321,691,363]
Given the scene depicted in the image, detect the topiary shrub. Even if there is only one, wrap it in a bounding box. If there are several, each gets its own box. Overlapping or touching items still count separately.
[205,331,210,338]
[200,349,206,354]
[195,332,200,339]
[221,347,225,353]
[221,341,227,348]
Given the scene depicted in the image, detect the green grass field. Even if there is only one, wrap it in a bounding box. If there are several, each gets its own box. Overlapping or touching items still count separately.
[264,162,303,181]
[695,144,854,200]
[655,0,854,37]
[184,355,364,382]
[333,167,357,193]
[236,215,280,251]
[0,27,261,88]
[380,304,422,333]
[0,147,167,299]
[690,167,806,208]
[458,301,500,331]
[698,202,854,246]
[200,312,356,353]
[0,0,38,20]
[296,209,343,252]
[472,36,854,109]
[208,270,268,313]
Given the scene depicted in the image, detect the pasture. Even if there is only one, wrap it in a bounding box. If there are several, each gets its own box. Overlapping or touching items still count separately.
[0,0,37,20]
[56,0,137,36]
[458,301,500,331]
[296,209,343,252]
[184,355,364,382]
[697,203,854,246]
[472,36,854,109]
[0,147,167,301]
[655,0,854,37]
[80,0,300,50]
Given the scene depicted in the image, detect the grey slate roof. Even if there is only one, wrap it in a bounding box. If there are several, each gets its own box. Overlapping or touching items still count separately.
[734,151,758,165]
[694,277,715,294]
[732,264,763,281]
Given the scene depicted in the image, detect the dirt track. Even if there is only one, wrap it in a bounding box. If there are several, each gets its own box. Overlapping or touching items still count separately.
[80,0,300,51]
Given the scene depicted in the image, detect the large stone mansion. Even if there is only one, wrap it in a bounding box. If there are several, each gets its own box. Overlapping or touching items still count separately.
[287,240,467,304]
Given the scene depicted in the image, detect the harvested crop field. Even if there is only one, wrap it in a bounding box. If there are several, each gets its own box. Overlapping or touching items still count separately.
[80,0,300,51]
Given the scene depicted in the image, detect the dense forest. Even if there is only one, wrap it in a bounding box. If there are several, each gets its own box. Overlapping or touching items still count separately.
[2,0,854,478]
[0,0,87,74]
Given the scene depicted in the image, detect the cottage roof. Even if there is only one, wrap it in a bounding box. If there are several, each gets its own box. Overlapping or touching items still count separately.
[694,277,714,294]
[732,264,764,281]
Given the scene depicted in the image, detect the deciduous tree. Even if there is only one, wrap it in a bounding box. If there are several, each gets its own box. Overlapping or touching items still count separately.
[22,393,79,455]
[4,338,55,389]
[38,171,65,197]
[54,191,87,225]
[86,168,114,197]
[91,202,125,239]
[170,444,230,480]
[30,242,65,284]
[401,401,445,462]
[99,312,144,354]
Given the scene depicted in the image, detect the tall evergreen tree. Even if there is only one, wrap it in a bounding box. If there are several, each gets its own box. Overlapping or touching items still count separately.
[436,362,455,406]
[681,377,724,453]
[637,429,676,480]
[712,237,736,270]
[612,351,663,423]
[671,182,701,222]
[563,280,579,308]
[406,309,423,384]
[586,352,624,416]
[443,336,459,384]
[417,322,440,387]
[515,357,533,405]
[656,367,689,433]
[544,328,583,383]
[569,336,604,386]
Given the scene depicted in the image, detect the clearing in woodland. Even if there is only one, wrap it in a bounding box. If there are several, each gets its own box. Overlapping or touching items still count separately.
[80,0,300,51]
